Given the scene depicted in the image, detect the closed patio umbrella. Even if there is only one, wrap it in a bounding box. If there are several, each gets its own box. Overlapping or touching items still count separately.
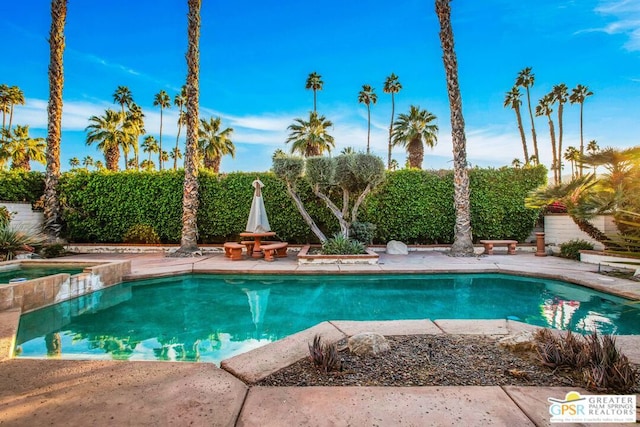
[245,178,271,233]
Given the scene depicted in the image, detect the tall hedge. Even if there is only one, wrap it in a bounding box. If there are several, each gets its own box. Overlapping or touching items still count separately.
[0,166,546,244]
[0,171,45,203]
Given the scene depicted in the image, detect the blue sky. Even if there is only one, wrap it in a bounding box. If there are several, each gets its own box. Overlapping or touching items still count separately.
[2,0,639,172]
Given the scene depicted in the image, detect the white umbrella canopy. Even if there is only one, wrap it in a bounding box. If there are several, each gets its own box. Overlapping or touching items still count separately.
[245,178,271,233]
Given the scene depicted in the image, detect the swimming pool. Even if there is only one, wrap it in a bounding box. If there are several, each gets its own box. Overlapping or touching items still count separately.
[15,273,640,364]
[0,265,85,284]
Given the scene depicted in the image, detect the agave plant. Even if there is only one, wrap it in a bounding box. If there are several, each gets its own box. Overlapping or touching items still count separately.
[0,226,46,260]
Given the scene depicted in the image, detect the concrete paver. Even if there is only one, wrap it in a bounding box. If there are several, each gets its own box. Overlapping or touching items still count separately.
[238,386,535,427]
[221,321,346,383]
[330,319,443,336]
[0,359,247,427]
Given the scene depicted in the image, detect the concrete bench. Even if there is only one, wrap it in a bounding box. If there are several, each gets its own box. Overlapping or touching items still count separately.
[261,242,288,262]
[479,240,517,255]
[223,242,245,260]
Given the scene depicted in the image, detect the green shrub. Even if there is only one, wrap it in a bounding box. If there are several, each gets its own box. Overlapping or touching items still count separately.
[350,221,376,245]
[0,171,45,203]
[559,239,594,260]
[39,243,68,259]
[321,234,366,255]
[123,224,161,244]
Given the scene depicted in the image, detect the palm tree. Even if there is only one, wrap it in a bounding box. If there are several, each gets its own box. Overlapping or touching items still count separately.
[141,135,159,166]
[140,159,155,171]
[391,105,438,169]
[569,84,593,176]
[551,83,568,183]
[0,84,9,130]
[173,0,201,256]
[358,84,377,154]
[44,0,67,241]
[170,146,182,170]
[515,67,539,165]
[512,158,522,168]
[94,160,105,171]
[587,139,599,174]
[6,86,25,132]
[305,72,323,112]
[503,86,529,164]
[153,90,171,170]
[125,103,145,170]
[536,93,558,184]
[436,0,474,256]
[389,159,399,171]
[383,73,402,170]
[340,146,355,155]
[113,86,133,168]
[85,109,129,171]
[564,146,579,179]
[113,86,133,115]
[285,111,335,157]
[68,157,80,169]
[174,85,187,159]
[198,117,235,173]
[82,155,94,170]
[7,125,46,170]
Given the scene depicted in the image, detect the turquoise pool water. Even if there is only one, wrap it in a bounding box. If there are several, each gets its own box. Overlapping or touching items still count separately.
[15,273,640,364]
[0,266,84,284]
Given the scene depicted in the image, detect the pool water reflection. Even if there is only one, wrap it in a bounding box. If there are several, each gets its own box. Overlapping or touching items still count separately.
[16,273,640,365]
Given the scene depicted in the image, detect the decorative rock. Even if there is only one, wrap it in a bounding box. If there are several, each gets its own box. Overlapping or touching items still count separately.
[348,332,390,356]
[386,240,408,255]
[497,330,537,352]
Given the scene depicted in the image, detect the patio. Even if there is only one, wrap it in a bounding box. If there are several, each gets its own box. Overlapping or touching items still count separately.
[0,250,638,426]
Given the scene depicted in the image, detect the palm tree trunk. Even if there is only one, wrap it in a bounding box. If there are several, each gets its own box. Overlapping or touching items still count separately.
[159,109,164,171]
[436,0,474,257]
[43,0,67,242]
[313,90,317,113]
[366,105,371,154]
[172,0,201,257]
[387,93,395,170]
[407,137,424,169]
[572,216,608,244]
[514,105,528,164]
[579,103,584,177]
[557,103,563,184]
[547,115,558,185]
[525,87,539,164]
[106,146,120,171]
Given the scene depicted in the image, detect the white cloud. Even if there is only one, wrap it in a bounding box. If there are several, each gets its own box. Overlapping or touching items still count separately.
[580,0,640,51]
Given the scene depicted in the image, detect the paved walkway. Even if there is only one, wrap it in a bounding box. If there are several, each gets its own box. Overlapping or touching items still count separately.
[0,250,638,426]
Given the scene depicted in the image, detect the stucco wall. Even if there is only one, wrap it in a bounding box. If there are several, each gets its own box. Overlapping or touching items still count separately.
[544,214,617,251]
[1,202,43,231]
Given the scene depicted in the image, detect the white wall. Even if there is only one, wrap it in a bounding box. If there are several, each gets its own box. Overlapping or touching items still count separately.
[1,202,44,231]
[544,214,617,251]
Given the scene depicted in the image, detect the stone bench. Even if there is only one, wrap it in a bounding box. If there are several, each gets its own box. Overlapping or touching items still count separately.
[479,240,517,255]
[261,242,288,262]
[223,242,245,260]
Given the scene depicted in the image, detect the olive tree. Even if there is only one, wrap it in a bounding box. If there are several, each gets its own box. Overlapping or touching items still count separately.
[273,152,385,242]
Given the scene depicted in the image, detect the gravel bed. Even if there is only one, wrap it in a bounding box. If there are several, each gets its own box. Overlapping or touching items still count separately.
[257,335,639,390]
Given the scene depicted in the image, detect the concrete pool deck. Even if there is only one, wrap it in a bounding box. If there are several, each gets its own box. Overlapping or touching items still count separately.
[0,250,639,426]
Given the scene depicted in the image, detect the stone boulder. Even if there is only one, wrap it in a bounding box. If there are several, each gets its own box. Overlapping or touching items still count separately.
[386,240,408,255]
[497,330,538,352]
[348,332,390,356]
